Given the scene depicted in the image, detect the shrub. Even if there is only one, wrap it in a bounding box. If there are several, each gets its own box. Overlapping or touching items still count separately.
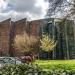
[0,64,41,75]
[40,34,57,52]
[14,33,39,55]
[14,33,40,62]
[0,61,75,75]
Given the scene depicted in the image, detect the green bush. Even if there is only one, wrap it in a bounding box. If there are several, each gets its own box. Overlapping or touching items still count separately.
[0,64,41,75]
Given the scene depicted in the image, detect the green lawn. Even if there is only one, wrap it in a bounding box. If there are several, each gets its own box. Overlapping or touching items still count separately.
[35,60,75,65]
[35,60,75,70]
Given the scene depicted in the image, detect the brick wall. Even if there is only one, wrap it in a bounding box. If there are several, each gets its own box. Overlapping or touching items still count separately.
[29,20,41,37]
[0,19,11,56]
[14,18,27,36]
[0,18,41,56]
[0,18,46,57]
[13,18,27,56]
[0,18,44,57]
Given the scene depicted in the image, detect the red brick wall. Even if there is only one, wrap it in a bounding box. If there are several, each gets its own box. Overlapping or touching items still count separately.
[13,19,41,56]
[13,19,27,56]
[29,20,41,37]
[0,18,41,56]
[0,19,11,56]
[14,18,27,36]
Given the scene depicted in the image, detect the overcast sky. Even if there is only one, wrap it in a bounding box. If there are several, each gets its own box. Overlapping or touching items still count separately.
[0,0,49,21]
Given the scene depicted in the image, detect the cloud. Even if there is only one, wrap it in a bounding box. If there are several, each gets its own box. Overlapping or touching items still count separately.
[0,0,49,21]
[7,0,42,15]
[0,0,7,12]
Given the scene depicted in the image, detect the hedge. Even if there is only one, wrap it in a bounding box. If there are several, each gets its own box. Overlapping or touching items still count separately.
[0,64,41,75]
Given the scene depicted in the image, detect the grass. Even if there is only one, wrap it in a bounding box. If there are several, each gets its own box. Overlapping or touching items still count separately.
[35,60,75,65]
[34,60,75,70]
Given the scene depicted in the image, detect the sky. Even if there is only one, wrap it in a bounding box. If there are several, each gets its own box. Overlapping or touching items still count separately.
[0,0,49,21]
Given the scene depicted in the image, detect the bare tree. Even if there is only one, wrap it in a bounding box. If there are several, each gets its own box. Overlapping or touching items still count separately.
[47,0,75,19]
